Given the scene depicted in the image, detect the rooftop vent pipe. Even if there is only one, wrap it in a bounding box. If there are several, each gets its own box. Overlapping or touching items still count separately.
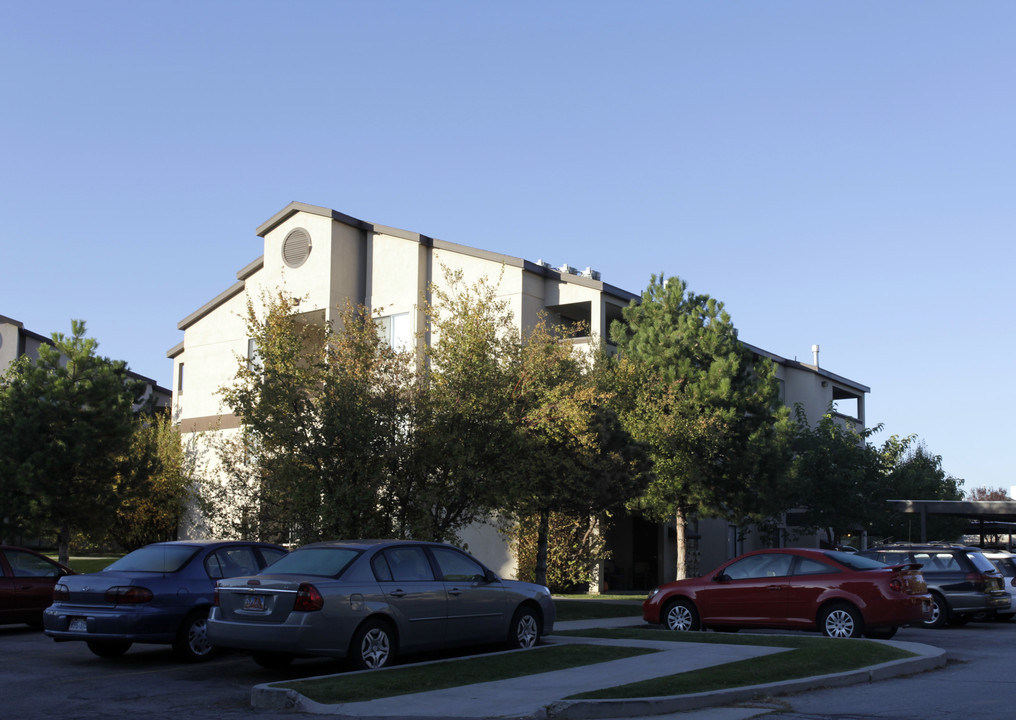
[812,344,820,367]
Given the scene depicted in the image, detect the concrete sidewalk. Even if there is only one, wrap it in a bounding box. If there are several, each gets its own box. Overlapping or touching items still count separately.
[250,617,947,719]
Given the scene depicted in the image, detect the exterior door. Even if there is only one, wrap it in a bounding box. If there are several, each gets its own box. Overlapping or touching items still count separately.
[1,549,65,614]
[429,546,507,644]
[372,546,447,651]
[696,552,794,626]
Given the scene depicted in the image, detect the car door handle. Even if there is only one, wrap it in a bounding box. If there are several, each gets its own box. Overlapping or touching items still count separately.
[766,585,787,591]
[448,588,462,596]
[389,590,407,598]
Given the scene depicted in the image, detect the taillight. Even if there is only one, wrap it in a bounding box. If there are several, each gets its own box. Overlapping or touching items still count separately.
[53,583,69,602]
[105,586,154,603]
[293,583,324,612]
[889,577,903,593]
[213,586,220,607]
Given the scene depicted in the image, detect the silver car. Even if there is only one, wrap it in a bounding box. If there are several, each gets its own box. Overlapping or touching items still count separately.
[207,539,555,669]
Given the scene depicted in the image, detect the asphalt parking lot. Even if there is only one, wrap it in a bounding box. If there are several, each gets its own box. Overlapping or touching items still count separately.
[1,624,347,719]
[4,620,1016,720]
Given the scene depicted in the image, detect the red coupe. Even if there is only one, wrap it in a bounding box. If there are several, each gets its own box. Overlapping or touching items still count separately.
[643,548,932,639]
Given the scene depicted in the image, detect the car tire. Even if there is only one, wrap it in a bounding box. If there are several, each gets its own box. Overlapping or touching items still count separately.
[820,603,864,638]
[923,593,949,629]
[507,606,541,649]
[86,640,132,658]
[252,652,295,669]
[349,619,396,670]
[663,598,700,632]
[864,626,899,640]
[173,608,218,662]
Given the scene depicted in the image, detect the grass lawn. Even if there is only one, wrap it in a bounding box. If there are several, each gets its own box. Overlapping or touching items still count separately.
[49,555,121,573]
[554,598,643,621]
[270,627,914,705]
[560,628,915,699]
[276,644,658,704]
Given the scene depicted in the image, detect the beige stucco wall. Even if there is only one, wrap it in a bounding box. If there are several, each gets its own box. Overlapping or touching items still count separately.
[0,321,19,371]
[173,288,250,424]
[458,520,517,579]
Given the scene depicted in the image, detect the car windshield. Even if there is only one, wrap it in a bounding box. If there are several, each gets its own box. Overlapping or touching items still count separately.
[262,547,360,578]
[826,551,889,571]
[104,545,200,573]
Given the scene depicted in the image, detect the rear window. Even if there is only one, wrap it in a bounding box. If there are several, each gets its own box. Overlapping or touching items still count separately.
[263,547,359,578]
[826,551,888,571]
[965,551,999,573]
[105,545,200,573]
[990,557,1016,577]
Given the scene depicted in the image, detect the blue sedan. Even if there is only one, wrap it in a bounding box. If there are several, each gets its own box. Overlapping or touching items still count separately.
[43,540,286,661]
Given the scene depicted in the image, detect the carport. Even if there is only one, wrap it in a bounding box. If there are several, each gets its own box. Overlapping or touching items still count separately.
[888,499,1016,546]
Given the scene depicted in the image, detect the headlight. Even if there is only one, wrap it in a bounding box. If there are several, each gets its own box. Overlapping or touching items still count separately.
[646,588,660,601]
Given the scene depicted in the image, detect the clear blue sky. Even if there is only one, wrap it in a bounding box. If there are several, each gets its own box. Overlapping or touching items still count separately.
[2,2,1013,492]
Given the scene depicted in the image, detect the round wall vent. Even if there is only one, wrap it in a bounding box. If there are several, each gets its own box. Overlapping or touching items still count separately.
[282,228,312,268]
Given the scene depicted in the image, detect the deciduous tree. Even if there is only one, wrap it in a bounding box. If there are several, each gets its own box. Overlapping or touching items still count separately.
[108,411,195,550]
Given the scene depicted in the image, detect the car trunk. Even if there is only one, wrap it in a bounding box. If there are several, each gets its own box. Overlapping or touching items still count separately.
[216,576,303,623]
[62,572,151,606]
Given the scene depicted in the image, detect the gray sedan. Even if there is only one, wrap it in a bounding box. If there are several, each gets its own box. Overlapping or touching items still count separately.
[207,539,555,669]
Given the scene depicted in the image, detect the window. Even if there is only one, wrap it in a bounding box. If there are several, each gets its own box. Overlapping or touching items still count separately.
[376,312,411,352]
[4,550,62,578]
[431,547,487,582]
[794,557,839,576]
[177,362,184,395]
[266,547,359,578]
[205,547,259,579]
[381,546,434,582]
[247,338,260,371]
[723,553,793,580]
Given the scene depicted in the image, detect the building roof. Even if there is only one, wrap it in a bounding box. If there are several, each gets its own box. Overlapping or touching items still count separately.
[1,314,171,396]
[743,341,871,395]
[169,202,869,400]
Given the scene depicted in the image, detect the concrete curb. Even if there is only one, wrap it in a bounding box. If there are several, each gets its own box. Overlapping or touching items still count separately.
[251,639,946,718]
[543,641,947,720]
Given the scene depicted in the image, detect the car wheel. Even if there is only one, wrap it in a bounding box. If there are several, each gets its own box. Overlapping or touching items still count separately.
[663,598,700,632]
[86,640,132,658]
[252,652,295,669]
[349,619,395,670]
[173,609,218,662]
[507,606,540,649]
[864,626,899,640]
[820,603,864,638]
[923,594,949,629]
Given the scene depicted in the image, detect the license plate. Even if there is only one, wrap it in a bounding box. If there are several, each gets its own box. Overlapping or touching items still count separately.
[243,594,267,611]
[69,617,87,632]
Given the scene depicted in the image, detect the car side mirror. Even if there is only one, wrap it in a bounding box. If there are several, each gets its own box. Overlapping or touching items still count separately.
[484,569,498,584]
[713,572,731,582]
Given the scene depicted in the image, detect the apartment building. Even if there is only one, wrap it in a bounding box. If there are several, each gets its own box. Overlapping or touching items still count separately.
[167,201,869,582]
[0,314,171,409]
